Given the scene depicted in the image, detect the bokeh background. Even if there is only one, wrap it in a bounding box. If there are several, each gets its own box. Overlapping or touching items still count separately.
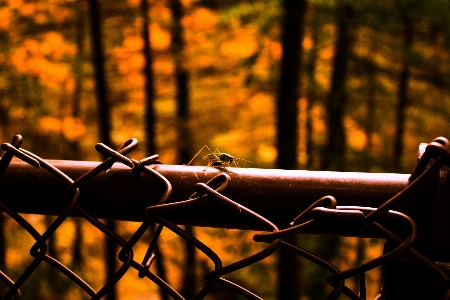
[1,0,450,299]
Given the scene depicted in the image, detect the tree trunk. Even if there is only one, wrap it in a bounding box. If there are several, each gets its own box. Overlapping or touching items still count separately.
[364,60,376,172]
[142,0,157,156]
[70,0,86,272]
[322,2,354,172]
[88,0,112,147]
[87,1,116,299]
[313,2,354,298]
[394,14,412,172]
[141,2,169,299]
[168,0,196,298]
[45,215,66,296]
[305,10,320,170]
[169,0,191,165]
[305,235,341,299]
[276,0,306,171]
[275,1,307,300]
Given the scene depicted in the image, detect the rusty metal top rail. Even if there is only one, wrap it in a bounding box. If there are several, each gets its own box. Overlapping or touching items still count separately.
[0,159,408,235]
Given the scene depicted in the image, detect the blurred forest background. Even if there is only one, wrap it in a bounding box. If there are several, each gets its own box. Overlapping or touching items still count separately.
[1,0,450,299]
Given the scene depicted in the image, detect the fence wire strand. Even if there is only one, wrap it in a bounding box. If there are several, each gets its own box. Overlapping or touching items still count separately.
[1,134,450,299]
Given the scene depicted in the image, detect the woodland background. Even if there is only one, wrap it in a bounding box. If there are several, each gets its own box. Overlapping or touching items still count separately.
[1,0,450,299]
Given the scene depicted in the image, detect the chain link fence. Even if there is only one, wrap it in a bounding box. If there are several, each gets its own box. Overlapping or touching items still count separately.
[1,134,450,299]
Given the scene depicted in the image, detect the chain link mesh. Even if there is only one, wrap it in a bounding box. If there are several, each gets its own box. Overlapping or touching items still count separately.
[1,134,450,299]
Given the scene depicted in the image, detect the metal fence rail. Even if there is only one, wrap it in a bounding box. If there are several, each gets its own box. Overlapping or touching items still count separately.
[0,134,450,299]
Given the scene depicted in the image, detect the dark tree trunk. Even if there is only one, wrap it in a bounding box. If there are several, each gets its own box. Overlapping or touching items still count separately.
[313,3,354,299]
[87,1,116,299]
[394,14,412,172]
[353,238,366,296]
[45,216,66,296]
[88,0,112,147]
[46,216,58,259]
[72,0,84,133]
[276,0,306,171]
[305,11,320,170]
[180,225,197,299]
[72,218,83,270]
[305,235,341,299]
[148,225,169,300]
[70,0,86,272]
[168,0,196,298]
[275,1,307,300]
[169,0,191,164]
[364,60,376,172]
[322,2,354,172]
[141,2,169,300]
[142,0,157,156]
[104,220,117,300]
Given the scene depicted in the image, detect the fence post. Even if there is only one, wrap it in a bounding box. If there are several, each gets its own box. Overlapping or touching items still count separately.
[382,142,450,299]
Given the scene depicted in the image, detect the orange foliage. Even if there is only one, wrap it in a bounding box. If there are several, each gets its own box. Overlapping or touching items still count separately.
[267,40,282,60]
[257,144,277,163]
[15,2,36,16]
[39,116,62,133]
[220,28,259,59]
[6,0,23,10]
[153,58,173,74]
[126,0,140,8]
[303,36,314,51]
[49,5,72,23]
[0,8,11,30]
[39,116,86,141]
[62,117,86,141]
[182,8,217,31]
[11,32,75,89]
[9,1,71,24]
[123,55,146,74]
[123,35,144,52]
[344,117,367,150]
[319,45,334,60]
[181,0,194,8]
[150,23,171,50]
[150,2,171,23]
[248,92,273,114]
[311,104,326,134]
[112,34,147,97]
[41,32,76,59]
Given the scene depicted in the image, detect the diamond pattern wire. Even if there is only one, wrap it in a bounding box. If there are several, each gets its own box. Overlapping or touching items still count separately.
[0,134,450,299]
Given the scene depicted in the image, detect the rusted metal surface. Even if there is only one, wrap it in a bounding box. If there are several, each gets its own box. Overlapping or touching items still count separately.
[0,159,408,234]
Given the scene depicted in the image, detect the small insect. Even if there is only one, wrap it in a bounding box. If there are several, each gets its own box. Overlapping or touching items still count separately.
[187,145,251,171]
